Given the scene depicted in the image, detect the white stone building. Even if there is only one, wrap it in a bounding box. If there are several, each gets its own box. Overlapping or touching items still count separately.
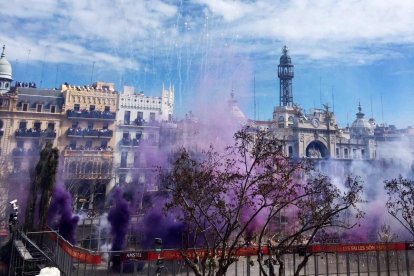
[112,84,174,202]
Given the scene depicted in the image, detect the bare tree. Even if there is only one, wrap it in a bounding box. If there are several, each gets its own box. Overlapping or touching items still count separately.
[256,175,364,276]
[384,176,414,237]
[163,127,363,276]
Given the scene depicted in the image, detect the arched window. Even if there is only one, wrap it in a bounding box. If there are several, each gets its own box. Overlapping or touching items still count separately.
[68,162,77,173]
[288,116,294,126]
[102,161,110,173]
[85,161,93,172]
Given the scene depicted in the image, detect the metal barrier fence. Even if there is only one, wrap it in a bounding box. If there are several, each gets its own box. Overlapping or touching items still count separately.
[9,229,414,276]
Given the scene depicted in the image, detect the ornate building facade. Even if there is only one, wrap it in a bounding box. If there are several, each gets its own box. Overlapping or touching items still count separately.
[59,82,118,211]
[250,46,377,162]
[0,47,65,232]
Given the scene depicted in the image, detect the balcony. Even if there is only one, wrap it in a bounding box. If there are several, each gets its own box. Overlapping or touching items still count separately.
[63,147,113,160]
[15,128,57,139]
[67,128,113,138]
[120,138,141,147]
[118,118,160,128]
[67,109,116,120]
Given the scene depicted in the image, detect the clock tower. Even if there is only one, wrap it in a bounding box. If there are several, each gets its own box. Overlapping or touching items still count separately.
[278,46,294,107]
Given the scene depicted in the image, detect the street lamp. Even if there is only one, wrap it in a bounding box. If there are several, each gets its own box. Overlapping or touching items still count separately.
[8,199,19,233]
[154,238,164,275]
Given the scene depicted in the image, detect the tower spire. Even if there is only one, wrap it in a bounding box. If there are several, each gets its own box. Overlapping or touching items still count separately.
[1,45,5,58]
[277,45,294,107]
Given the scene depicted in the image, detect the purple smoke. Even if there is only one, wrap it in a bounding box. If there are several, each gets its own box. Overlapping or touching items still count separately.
[108,187,131,251]
[138,195,185,249]
[47,185,79,245]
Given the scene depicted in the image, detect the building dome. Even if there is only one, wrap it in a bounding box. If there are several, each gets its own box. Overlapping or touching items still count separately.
[350,103,373,137]
[228,92,247,124]
[0,45,12,81]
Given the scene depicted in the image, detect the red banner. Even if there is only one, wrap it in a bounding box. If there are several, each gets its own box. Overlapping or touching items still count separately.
[121,246,269,261]
[47,231,102,265]
[311,243,407,253]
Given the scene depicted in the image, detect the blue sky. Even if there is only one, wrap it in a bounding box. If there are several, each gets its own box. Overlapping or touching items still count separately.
[1,0,414,128]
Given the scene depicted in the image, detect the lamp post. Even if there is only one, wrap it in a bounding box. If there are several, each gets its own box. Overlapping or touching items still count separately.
[8,200,19,233]
[154,238,164,275]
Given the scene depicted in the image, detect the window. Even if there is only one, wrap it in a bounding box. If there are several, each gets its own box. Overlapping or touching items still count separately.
[278,116,284,128]
[104,106,110,112]
[123,132,129,140]
[69,140,77,149]
[36,104,42,112]
[361,149,365,159]
[344,148,349,159]
[150,112,156,122]
[288,116,294,126]
[124,111,131,125]
[137,111,143,119]
[50,105,56,113]
[89,105,95,111]
[33,122,41,130]
[119,175,126,185]
[47,123,55,130]
[87,122,94,129]
[288,146,293,157]
[353,149,357,159]
[74,104,80,111]
[23,103,28,111]
[17,141,24,148]
[72,122,79,128]
[100,141,108,148]
[336,148,340,158]
[121,152,128,168]
[102,122,109,130]
[85,140,92,149]
[136,132,142,140]
[19,121,27,129]
[134,152,140,168]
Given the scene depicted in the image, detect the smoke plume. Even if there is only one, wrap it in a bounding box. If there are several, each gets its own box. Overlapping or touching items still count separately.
[47,185,79,244]
[108,187,130,251]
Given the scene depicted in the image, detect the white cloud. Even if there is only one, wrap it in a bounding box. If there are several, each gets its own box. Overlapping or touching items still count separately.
[2,0,414,68]
[0,34,138,70]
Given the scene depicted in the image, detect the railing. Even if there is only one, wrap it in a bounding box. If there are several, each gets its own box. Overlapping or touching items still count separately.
[64,146,113,152]
[119,118,160,127]
[120,138,141,146]
[67,109,116,120]
[67,128,113,138]
[15,128,57,138]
